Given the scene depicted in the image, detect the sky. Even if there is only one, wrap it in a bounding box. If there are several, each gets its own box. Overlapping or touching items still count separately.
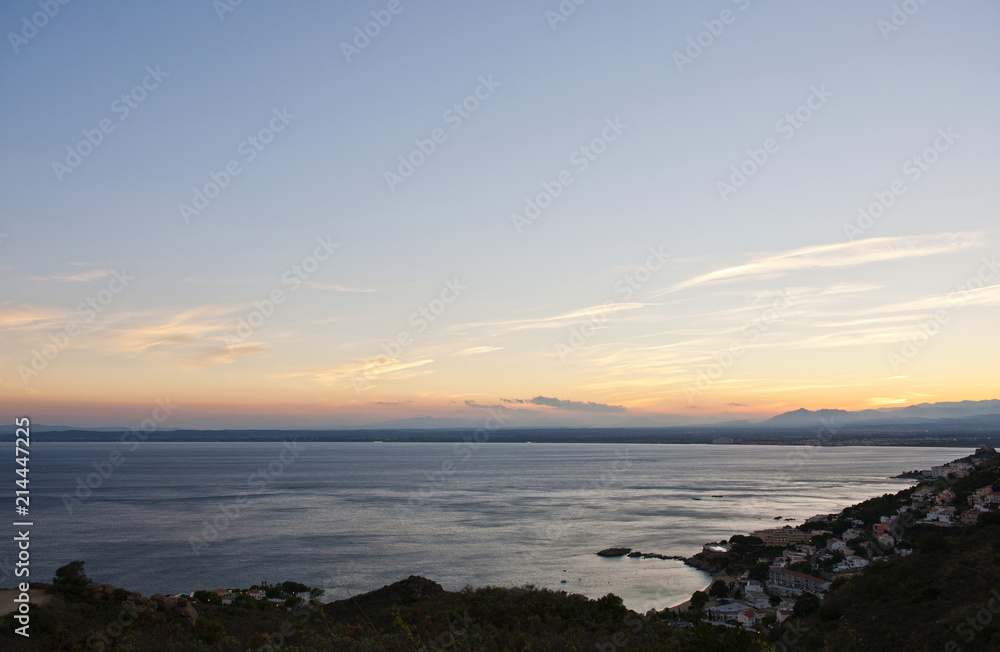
[1,1,999,429]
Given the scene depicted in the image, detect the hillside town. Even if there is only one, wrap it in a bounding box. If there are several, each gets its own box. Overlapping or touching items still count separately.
[682,446,999,631]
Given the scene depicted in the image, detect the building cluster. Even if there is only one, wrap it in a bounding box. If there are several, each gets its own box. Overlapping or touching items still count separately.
[174,585,315,609]
[699,447,998,632]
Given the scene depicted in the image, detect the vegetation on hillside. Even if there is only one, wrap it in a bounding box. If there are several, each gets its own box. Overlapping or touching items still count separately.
[775,518,1000,651]
[2,564,768,651]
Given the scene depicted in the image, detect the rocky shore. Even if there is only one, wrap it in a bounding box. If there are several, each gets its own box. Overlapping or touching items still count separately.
[595,547,686,561]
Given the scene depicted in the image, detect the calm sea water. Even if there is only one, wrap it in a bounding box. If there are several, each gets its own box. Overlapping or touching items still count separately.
[15,442,969,612]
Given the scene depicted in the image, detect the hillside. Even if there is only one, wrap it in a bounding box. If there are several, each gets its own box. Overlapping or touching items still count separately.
[770,453,1000,651]
[778,518,1000,650]
[1,565,767,651]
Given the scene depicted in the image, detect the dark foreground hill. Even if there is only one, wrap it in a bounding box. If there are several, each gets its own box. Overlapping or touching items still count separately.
[2,565,766,651]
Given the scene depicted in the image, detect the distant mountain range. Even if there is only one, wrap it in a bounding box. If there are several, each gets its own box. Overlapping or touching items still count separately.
[757,399,1000,429]
[2,399,998,434]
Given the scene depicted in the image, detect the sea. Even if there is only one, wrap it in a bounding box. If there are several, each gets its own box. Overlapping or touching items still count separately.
[14,442,970,613]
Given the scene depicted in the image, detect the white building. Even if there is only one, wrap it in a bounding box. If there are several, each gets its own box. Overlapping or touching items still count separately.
[707,602,751,623]
[924,506,956,524]
[737,609,767,629]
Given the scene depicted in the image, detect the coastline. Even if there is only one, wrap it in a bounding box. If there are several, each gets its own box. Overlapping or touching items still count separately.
[660,462,927,611]
[667,570,729,612]
[659,445,994,613]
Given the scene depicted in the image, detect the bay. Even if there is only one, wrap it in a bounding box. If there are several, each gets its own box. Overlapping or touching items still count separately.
[18,442,969,612]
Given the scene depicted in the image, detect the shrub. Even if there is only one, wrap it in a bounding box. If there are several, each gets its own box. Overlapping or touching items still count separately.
[793,594,820,617]
[52,560,89,597]
[918,532,948,554]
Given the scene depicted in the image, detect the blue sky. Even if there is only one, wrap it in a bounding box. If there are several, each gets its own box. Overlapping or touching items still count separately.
[2,1,999,428]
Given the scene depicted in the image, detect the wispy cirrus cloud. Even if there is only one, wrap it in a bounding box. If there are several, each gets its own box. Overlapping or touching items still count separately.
[657,232,984,295]
[449,302,650,336]
[299,281,377,292]
[185,342,269,366]
[457,346,501,356]
[185,278,379,293]
[0,305,70,330]
[28,269,114,282]
[280,358,433,387]
[116,305,243,353]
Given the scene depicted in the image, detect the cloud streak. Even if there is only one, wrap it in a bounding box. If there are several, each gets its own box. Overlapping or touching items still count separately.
[658,232,983,295]
[501,396,627,413]
[28,269,114,282]
[281,358,434,387]
[449,302,650,336]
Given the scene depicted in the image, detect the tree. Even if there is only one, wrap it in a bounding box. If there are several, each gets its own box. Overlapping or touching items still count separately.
[193,590,219,604]
[192,618,226,645]
[232,593,259,609]
[596,593,627,618]
[788,561,813,575]
[793,593,820,617]
[690,590,709,612]
[281,580,310,594]
[52,561,89,597]
[749,561,771,582]
[762,613,777,627]
[710,580,728,598]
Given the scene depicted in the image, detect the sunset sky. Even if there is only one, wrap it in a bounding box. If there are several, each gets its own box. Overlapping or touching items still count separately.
[2,1,998,428]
